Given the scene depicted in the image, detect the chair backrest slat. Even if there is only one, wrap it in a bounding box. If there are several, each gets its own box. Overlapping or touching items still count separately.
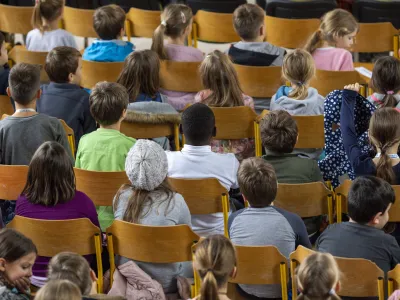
[126,7,161,39]
[81,60,124,90]
[352,22,398,53]
[0,95,14,116]
[0,165,28,200]
[311,70,365,97]
[63,6,97,38]
[159,60,202,93]
[0,4,33,35]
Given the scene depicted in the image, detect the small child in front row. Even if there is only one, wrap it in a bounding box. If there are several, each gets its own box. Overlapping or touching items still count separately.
[34,280,82,300]
[27,0,78,51]
[83,5,135,62]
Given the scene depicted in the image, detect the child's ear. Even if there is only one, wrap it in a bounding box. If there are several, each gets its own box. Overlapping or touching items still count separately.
[335,281,340,293]
[0,258,6,272]
[68,72,74,83]
[36,89,42,100]
[121,109,127,120]
[230,266,237,279]
[371,212,383,225]
[90,269,97,282]
[6,87,11,97]
[212,126,217,137]
[259,24,265,37]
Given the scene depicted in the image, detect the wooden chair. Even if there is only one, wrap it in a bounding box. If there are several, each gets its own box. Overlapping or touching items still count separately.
[125,7,161,40]
[289,246,315,299]
[81,60,124,90]
[192,10,240,46]
[265,16,319,49]
[7,216,103,293]
[159,60,202,93]
[0,165,28,200]
[106,220,199,293]
[274,182,334,224]
[388,264,400,296]
[335,179,352,223]
[226,246,289,300]
[74,168,129,206]
[62,6,97,48]
[168,178,229,237]
[0,95,14,116]
[8,46,49,82]
[233,65,283,98]
[351,22,399,58]
[0,4,34,44]
[59,119,76,158]
[210,106,261,157]
[311,69,367,97]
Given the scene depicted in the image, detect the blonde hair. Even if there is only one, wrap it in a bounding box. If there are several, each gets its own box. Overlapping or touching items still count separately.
[194,235,237,300]
[297,253,341,300]
[304,9,358,54]
[32,0,64,33]
[282,49,315,100]
[34,280,82,300]
[200,50,244,107]
[151,4,193,60]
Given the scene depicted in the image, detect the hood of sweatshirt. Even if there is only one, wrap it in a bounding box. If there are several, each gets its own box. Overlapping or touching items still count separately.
[82,39,135,62]
[367,93,400,110]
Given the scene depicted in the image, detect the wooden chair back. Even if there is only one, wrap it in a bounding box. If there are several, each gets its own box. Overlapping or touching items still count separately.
[62,6,97,39]
[74,168,129,207]
[265,16,319,49]
[59,119,76,158]
[159,60,202,93]
[233,65,283,98]
[289,246,315,299]
[335,179,352,222]
[0,95,14,116]
[0,4,33,35]
[311,70,365,97]
[125,7,161,39]
[388,264,400,296]
[81,60,124,90]
[8,46,49,82]
[0,165,28,200]
[274,182,334,224]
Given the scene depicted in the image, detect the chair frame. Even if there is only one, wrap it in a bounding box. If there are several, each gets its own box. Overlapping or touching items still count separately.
[0,95,14,116]
[59,119,76,158]
[388,264,400,296]
[335,179,352,223]
[290,246,315,299]
[0,165,28,200]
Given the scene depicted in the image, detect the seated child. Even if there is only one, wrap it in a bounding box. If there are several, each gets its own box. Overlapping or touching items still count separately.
[305,9,358,71]
[83,4,135,62]
[195,50,254,161]
[38,46,97,147]
[0,63,73,165]
[317,176,400,272]
[229,157,310,298]
[166,103,240,236]
[151,4,203,110]
[0,32,9,96]
[27,0,78,51]
[76,81,136,230]
[34,280,82,300]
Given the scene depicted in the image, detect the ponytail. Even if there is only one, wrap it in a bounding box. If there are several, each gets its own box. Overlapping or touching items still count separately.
[376,148,397,184]
[304,30,322,54]
[151,23,168,60]
[381,95,398,108]
[32,1,45,32]
[290,84,309,100]
[200,270,219,300]
[31,0,64,33]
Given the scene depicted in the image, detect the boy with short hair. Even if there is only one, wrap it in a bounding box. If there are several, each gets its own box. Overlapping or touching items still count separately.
[165,103,239,237]
[317,176,400,272]
[83,4,135,62]
[76,81,136,230]
[229,157,310,298]
[38,46,97,147]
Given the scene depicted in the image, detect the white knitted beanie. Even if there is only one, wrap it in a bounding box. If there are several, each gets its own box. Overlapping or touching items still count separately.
[125,140,168,191]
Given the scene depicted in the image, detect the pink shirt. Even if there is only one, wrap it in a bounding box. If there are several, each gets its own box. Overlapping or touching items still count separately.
[312,47,354,71]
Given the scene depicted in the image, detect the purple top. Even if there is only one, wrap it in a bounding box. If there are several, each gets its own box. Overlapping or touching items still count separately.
[15,191,100,278]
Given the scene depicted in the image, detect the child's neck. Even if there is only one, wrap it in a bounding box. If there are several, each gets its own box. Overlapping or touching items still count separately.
[242,36,264,43]
[101,122,121,131]
[320,41,335,48]
[166,36,186,46]
[13,102,37,117]
[43,19,60,31]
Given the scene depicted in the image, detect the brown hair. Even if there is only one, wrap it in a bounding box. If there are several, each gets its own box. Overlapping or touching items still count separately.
[9,63,41,105]
[238,157,277,207]
[304,9,358,54]
[48,252,92,296]
[233,3,264,41]
[117,50,160,102]
[0,229,37,263]
[45,46,81,83]
[282,49,315,100]
[35,280,82,300]
[200,50,244,107]
[370,56,400,108]
[93,4,126,40]
[261,110,298,153]
[194,235,237,300]
[151,4,193,60]
[369,108,400,184]
[32,0,64,33]
[90,81,129,126]
[22,141,75,206]
[297,253,341,300]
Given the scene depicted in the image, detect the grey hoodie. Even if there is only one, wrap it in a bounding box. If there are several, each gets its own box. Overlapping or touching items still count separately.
[367,93,400,109]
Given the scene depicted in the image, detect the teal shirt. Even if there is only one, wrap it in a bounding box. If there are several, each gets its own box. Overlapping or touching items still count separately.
[75,128,136,230]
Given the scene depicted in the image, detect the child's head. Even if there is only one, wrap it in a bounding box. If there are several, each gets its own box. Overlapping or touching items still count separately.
[93,4,126,40]
[233,4,265,42]
[32,0,64,32]
[151,4,193,59]
[45,46,82,85]
[261,110,298,153]
[297,252,340,300]
[369,107,400,184]
[238,157,277,207]
[22,141,75,206]
[35,280,82,300]
[48,252,96,296]
[0,32,8,66]
[90,81,129,127]
[348,176,395,229]
[7,63,41,106]
[194,235,237,300]
[200,50,244,107]
[0,229,37,283]
[117,50,160,102]
[305,8,358,54]
[370,56,400,107]
[181,103,216,146]
[282,49,315,100]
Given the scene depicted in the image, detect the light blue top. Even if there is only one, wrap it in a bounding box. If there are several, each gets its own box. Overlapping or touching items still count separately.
[26,29,78,51]
[83,39,135,62]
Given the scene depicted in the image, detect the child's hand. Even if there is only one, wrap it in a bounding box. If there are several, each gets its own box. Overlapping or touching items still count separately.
[344,83,360,92]
[13,277,30,294]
